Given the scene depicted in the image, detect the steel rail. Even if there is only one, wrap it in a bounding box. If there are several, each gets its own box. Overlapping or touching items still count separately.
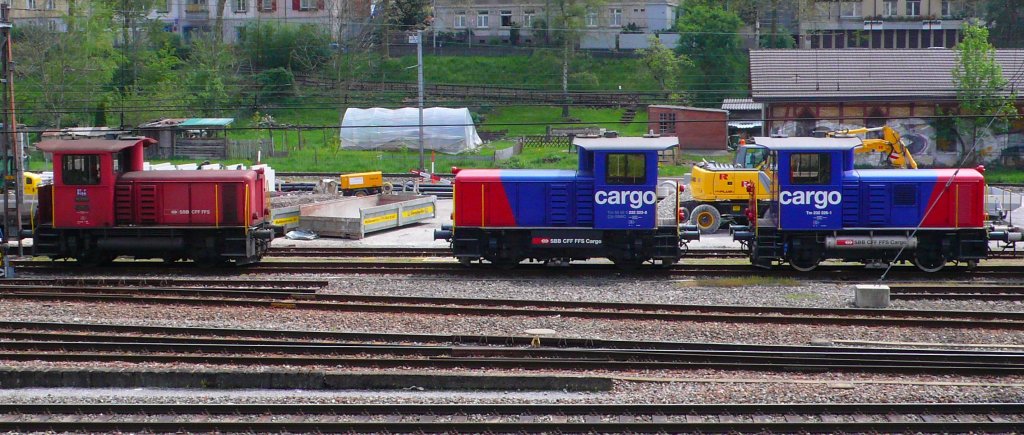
[8,320,1022,355]
[0,403,1021,433]
[1,351,1022,374]
[12,259,1024,279]
[9,336,1024,364]
[3,288,1024,329]
[0,278,327,288]
[891,284,1024,301]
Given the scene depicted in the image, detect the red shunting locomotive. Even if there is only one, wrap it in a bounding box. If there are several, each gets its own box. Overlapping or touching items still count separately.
[32,138,274,265]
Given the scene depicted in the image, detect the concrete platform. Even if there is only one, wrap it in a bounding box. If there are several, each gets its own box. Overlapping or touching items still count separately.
[273,198,747,250]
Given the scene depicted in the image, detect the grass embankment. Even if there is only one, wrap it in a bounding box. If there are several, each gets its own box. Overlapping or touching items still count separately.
[219,105,708,173]
[377,55,658,91]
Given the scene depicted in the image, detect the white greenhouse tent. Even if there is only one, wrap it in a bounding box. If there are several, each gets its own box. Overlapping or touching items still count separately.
[340,107,483,154]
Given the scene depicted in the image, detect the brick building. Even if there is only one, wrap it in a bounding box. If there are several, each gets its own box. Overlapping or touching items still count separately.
[647,105,728,151]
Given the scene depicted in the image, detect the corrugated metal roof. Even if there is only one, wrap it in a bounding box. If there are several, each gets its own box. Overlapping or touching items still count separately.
[721,98,763,111]
[178,118,234,127]
[574,136,678,150]
[649,105,728,113]
[751,136,862,149]
[750,49,1024,102]
[35,138,156,153]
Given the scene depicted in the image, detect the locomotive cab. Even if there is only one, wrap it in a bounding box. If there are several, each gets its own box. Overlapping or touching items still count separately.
[441,137,692,267]
[32,138,273,266]
[738,136,988,272]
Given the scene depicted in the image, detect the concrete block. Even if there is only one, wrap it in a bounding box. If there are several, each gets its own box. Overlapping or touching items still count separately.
[854,284,890,308]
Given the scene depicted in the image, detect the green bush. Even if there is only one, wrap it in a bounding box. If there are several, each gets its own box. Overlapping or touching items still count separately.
[237,22,332,72]
[254,67,295,100]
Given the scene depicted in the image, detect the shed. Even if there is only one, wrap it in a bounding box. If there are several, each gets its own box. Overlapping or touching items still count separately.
[647,105,728,151]
[138,118,234,159]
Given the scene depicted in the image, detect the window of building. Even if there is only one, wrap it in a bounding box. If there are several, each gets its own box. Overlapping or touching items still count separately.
[585,9,597,27]
[300,0,312,10]
[25,0,35,9]
[260,0,271,10]
[523,10,533,27]
[234,0,246,12]
[906,0,921,16]
[500,10,512,27]
[62,155,101,186]
[790,153,831,185]
[658,112,675,135]
[941,0,959,17]
[476,10,489,28]
[883,0,897,17]
[454,11,466,28]
[610,8,622,26]
[605,153,646,185]
[839,2,861,17]
[44,0,53,10]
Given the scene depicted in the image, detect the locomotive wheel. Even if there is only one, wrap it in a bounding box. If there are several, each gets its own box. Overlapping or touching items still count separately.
[690,205,722,234]
[913,249,946,272]
[788,241,821,272]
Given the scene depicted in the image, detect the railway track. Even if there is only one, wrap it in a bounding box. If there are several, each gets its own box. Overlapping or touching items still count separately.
[1,402,1021,433]
[892,284,1024,301]
[2,321,1023,374]
[2,283,1024,329]
[12,259,1024,279]
[268,245,1024,259]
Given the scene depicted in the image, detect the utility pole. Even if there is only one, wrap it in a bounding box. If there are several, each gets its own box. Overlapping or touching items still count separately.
[416,29,425,172]
[0,4,22,256]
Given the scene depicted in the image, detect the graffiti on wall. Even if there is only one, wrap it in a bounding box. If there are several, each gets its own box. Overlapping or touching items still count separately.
[773,118,1024,167]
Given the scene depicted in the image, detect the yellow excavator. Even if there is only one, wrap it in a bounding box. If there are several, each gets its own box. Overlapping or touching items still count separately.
[685,126,917,233]
[827,126,918,169]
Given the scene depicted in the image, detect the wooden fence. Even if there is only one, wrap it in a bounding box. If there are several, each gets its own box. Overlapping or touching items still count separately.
[516,135,573,148]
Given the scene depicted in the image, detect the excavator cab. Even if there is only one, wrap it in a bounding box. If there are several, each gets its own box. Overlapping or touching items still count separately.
[733,145,769,169]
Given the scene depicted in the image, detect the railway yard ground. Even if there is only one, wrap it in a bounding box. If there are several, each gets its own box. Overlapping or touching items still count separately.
[4,195,1024,432]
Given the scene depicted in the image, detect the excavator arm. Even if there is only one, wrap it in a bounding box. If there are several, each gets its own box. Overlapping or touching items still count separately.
[828,126,918,169]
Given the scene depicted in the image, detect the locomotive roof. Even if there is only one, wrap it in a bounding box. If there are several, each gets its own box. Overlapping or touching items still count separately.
[121,170,257,181]
[35,138,156,153]
[574,136,678,151]
[751,136,862,150]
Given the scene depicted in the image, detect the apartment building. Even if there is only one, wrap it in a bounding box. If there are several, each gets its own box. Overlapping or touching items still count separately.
[432,0,679,48]
[800,0,981,49]
[153,0,366,43]
[7,0,69,31]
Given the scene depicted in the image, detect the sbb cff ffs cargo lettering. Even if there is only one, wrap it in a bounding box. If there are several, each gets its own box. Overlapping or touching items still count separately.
[32,138,274,266]
[434,140,700,268]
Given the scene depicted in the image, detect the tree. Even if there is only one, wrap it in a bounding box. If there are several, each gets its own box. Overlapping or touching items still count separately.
[987,0,1024,48]
[636,36,691,93]
[549,0,605,117]
[14,3,121,127]
[179,34,237,116]
[386,0,431,27]
[951,23,1018,162]
[674,3,747,107]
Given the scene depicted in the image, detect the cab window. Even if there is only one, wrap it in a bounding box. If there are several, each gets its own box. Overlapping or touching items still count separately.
[62,154,101,185]
[605,153,645,185]
[790,153,830,185]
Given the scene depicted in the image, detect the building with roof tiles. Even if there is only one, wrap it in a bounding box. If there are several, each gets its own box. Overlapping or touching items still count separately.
[799,0,979,49]
[721,98,764,144]
[749,48,1024,166]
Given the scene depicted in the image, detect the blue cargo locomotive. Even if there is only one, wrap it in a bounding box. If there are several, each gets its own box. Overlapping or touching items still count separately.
[434,138,699,266]
[732,137,994,272]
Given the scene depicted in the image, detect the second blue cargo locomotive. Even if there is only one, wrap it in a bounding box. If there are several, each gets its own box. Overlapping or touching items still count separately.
[434,139,699,266]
